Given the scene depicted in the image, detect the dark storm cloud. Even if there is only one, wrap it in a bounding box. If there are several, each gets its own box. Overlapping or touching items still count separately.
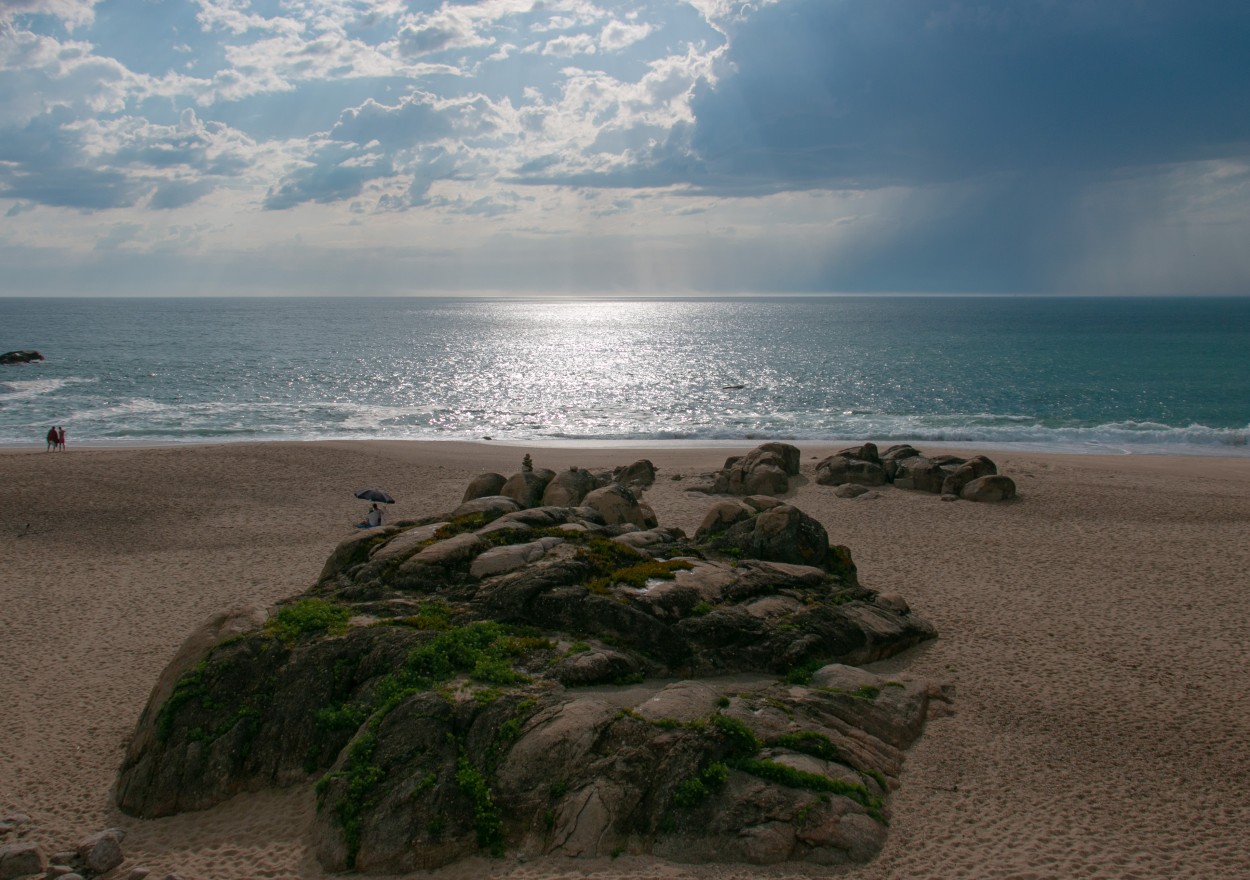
[686,0,1250,190]
[263,143,395,210]
[0,165,147,209]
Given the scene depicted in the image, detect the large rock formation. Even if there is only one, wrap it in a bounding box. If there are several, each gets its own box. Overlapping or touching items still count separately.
[115,474,943,873]
[816,444,1017,502]
[690,442,802,497]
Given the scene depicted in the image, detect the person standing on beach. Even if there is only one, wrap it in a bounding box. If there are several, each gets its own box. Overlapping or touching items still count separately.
[57,426,66,450]
[46,427,58,451]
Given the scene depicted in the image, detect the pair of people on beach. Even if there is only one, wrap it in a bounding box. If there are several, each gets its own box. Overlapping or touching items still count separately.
[356,503,383,529]
[45,426,66,451]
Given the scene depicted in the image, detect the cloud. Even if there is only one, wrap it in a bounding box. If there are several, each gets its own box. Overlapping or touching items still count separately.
[106,110,254,175]
[686,0,1250,191]
[263,141,394,209]
[330,91,502,149]
[149,177,216,209]
[1,164,147,209]
[599,20,651,52]
[0,0,97,30]
[541,33,597,58]
[0,104,257,211]
[0,30,143,128]
[2,0,1247,296]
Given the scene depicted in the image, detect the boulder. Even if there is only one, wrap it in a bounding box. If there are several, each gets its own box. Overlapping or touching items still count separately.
[541,467,602,506]
[755,442,801,475]
[814,454,886,487]
[694,500,755,540]
[500,471,553,508]
[710,443,801,497]
[583,484,657,529]
[469,537,564,578]
[940,455,997,496]
[890,456,947,494]
[705,503,836,571]
[77,830,124,875]
[450,495,522,520]
[879,445,921,481]
[613,459,657,487]
[462,473,507,503]
[0,842,45,880]
[960,475,1017,502]
[116,490,941,874]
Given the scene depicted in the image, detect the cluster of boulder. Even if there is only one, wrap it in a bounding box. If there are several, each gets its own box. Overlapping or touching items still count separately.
[0,821,172,880]
[681,441,1015,503]
[0,350,43,366]
[815,443,1016,502]
[458,457,659,529]
[114,459,948,874]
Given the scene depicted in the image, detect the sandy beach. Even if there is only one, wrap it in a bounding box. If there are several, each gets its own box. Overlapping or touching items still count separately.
[2,440,1249,880]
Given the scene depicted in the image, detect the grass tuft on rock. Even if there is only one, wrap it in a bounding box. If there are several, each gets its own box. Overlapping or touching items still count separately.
[266,598,351,647]
[773,730,840,762]
[586,559,694,592]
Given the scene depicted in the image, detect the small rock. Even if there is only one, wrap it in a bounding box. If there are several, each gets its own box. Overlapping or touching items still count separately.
[45,866,75,878]
[0,815,31,835]
[128,867,151,880]
[49,851,75,866]
[77,830,124,875]
[0,841,46,880]
[876,592,911,614]
[833,483,870,498]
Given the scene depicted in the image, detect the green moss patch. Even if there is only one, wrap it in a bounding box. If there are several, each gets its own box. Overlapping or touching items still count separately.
[773,730,840,762]
[733,758,884,821]
[587,559,694,592]
[265,598,351,647]
[672,761,728,808]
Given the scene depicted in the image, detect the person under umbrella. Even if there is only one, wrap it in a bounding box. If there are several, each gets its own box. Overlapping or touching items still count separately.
[357,504,384,529]
[354,488,394,528]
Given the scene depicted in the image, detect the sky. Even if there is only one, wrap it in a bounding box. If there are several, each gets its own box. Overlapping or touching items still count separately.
[1,0,1249,297]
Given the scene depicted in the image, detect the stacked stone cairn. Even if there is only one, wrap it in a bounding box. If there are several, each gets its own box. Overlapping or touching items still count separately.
[113,456,949,874]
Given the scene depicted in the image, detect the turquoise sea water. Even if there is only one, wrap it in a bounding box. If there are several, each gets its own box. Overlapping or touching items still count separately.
[1,296,1248,454]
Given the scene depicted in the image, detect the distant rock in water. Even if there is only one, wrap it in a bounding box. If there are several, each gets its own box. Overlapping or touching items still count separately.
[115,466,945,873]
[0,350,43,365]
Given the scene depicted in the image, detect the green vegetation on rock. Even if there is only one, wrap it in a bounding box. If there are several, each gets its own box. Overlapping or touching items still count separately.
[773,730,840,762]
[157,661,208,742]
[456,756,505,856]
[732,758,884,821]
[672,761,728,808]
[265,598,351,647]
[327,731,385,869]
[586,558,694,592]
[711,713,762,758]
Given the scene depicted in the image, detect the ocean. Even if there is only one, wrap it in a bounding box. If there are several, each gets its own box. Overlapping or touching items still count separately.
[2,296,1248,455]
